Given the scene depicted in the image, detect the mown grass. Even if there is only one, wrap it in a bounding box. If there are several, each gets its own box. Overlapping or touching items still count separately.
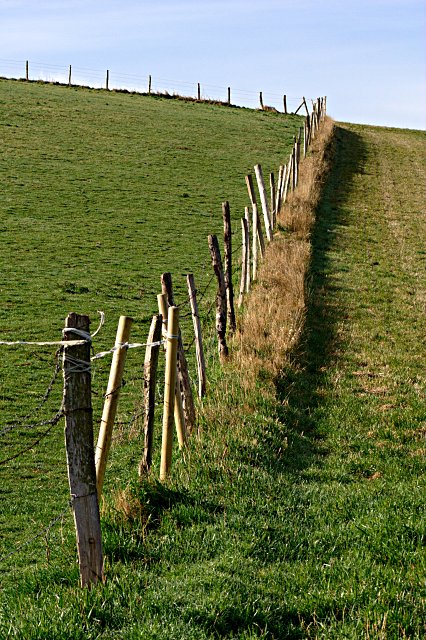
[1,80,425,638]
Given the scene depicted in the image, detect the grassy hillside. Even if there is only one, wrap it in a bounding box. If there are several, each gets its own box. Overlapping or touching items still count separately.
[1,80,425,638]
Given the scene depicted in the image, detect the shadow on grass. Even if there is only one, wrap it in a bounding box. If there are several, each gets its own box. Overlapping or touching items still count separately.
[275,125,368,475]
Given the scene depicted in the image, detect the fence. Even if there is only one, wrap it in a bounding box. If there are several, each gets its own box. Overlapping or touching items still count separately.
[0,91,327,586]
[0,58,320,115]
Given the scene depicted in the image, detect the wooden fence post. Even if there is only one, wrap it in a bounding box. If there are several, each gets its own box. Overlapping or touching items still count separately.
[283,94,287,114]
[25,60,29,81]
[292,139,297,190]
[95,315,133,497]
[303,96,309,116]
[252,205,258,281]
[208,234,228,361]
[227,87,231,105]
[259,91,264,109]
[283,153,292,203]
[197,82,201,100]
[245,174,265,257]
[139,314,162,475]
[254,164,272,242]
[68,65,72,86]
[160,306,179,480]
[161,272,196,434]
[275,165,284,215]
[148,75,152,94]
[244,206,251,292]
[106,70,109,91]
[186,273,207,398]
[238,218,249,307]
[62,313,103,588]
[222,201,236,335]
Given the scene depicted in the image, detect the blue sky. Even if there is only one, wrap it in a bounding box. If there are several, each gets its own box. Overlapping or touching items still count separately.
[1,0,425,129]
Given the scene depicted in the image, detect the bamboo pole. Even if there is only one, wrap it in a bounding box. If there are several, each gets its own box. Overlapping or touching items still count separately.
[270,172,276,230]
[208,234,228,361]
[161,272,195,433]
[238,218,249,307]
[245,175,265,258]
[186,273,207,398]
[244,206,251,293]
[222,201,236,335]
[62,313,103,588]
[157,292,186,442]
[139,314,162,475]
[254,164,272,242]
[160,306,179,480]
[95,315,133,497]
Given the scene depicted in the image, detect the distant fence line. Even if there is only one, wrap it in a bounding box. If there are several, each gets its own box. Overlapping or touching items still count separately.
[0,58,319,114]
[0,88,327,586]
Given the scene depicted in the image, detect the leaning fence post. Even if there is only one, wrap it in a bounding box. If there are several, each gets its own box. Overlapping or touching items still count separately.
[95,315,133,497]
[254,164,273,242]
[186,273,207,398]
[161,272,196,434]
[222,201,236,335]
[157,292,186,442]
[208,234,228,361]
[62,313,103,588]
[160,306,179,480]
[139,314,162,475]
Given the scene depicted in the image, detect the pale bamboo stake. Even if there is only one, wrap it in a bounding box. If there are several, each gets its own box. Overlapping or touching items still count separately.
[157,293,186,442]
[95,315,133,497]
[222,201,236,335]
[254,164,272,242]
[245,174,265,257]
[62,313,103,587]
[187,273,207,398]
[270,172,276,230]
[238,218,249,307]
[160,306,179,480]
[252,205,258,281]
[208,234,228,361]
[244,207,251,293]
[139,314,162,475]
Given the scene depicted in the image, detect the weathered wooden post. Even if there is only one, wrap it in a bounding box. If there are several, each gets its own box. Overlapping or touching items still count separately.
[161,272,196,433]
[283,94,288,114]
[292,138,297,190]
[68,65,72,87]
[254,164,273,242]
[139,314,162,475]
[186,273,207,398]
[222,201,236,335]
[252,204,258,281]
[62,313,103,588]
[269,172,276,230]
[25,60,29,81]
[275,165,284,215]
[227,87,231,105]
[95,315,133,497]
[160,306,179,481]
[283,153,292,203]
[148,75,152,94]
[259,91,264,109]
[106,70,109,91]
[197,82,201,100]
[208,234,228,361]
[303,96,309,116]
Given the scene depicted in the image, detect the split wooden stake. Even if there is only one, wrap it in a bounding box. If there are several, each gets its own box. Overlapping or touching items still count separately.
[95,315,133,497]
[139,314,162,475]
[160,306,179,480]
[62,313,103,588]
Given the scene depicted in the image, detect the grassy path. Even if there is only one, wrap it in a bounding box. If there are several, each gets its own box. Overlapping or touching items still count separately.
[1,121,425,638]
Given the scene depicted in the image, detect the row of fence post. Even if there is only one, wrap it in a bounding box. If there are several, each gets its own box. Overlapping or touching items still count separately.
[58,97,327,587]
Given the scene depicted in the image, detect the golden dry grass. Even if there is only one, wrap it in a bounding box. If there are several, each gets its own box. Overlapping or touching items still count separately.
[235,117,335,386]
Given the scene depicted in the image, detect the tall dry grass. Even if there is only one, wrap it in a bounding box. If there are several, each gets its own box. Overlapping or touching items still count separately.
[235,117,335,387]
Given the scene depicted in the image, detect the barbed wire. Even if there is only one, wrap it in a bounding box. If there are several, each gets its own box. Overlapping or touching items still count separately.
[0,501,71,565]
[0,410,64,465]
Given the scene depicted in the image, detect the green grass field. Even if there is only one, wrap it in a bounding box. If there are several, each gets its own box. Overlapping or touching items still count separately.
[1,79,425,638]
